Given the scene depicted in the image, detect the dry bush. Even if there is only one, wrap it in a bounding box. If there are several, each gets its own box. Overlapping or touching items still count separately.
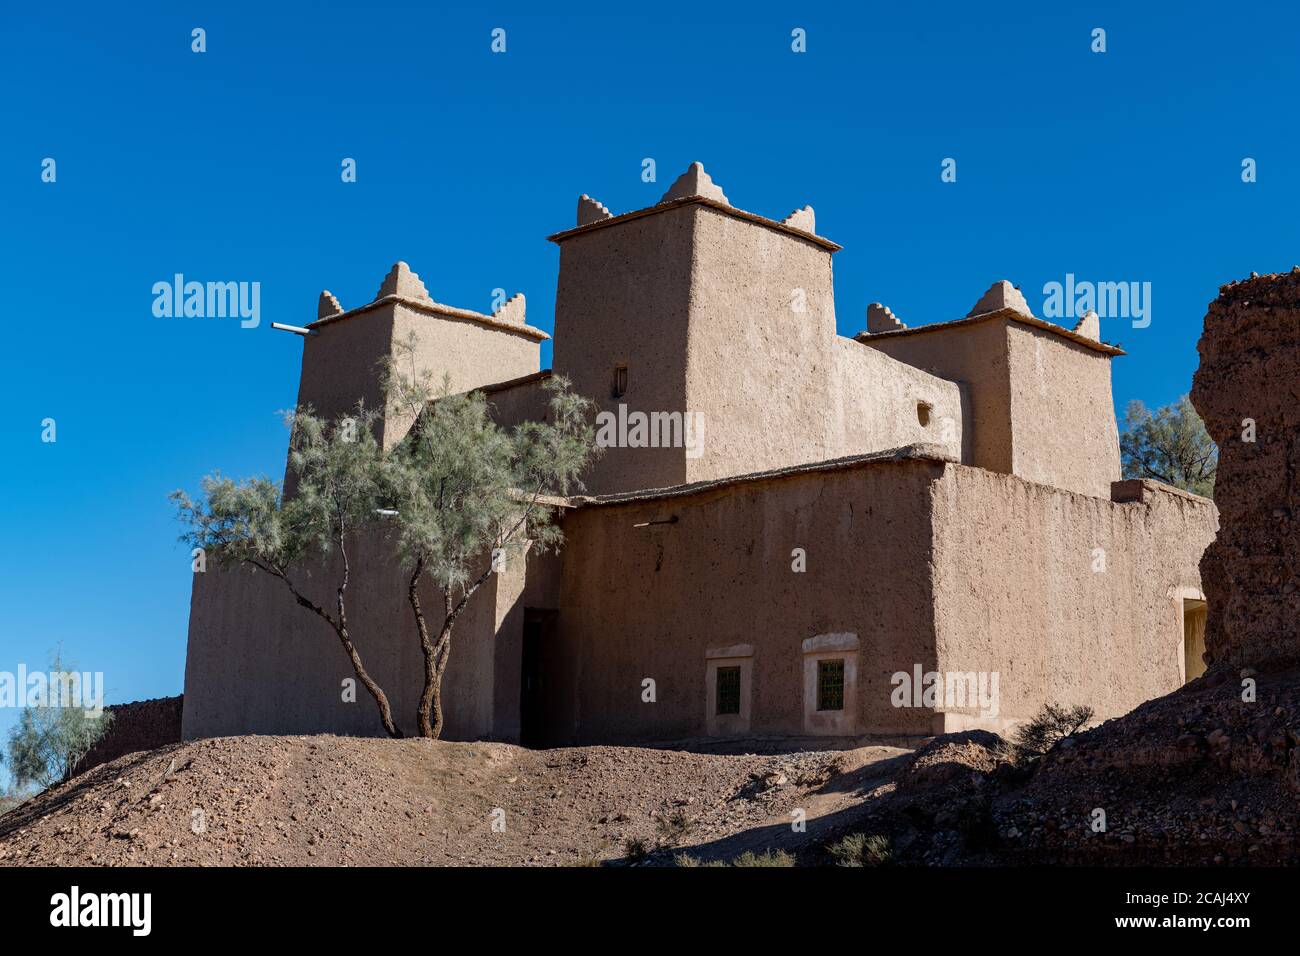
[1013,703,1094,756]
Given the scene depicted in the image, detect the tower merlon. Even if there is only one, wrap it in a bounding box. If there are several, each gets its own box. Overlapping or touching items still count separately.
[306,261,550,342]
[493,292,527,325]
[577,194,613,226]
[547,162,840,251]
[318,290,343,320]
[661,161,730,205]
[968,279,1033,318]
[781,205,816,234]
[865,302,907,334]
[1072,309,1100,341]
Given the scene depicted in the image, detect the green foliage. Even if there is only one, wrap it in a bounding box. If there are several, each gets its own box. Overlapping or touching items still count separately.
[1013,702,1094,757]
[170,403,388,576]
[0,784,36,816]
[382,335,600,736]
[673,853,726,868]
[730,849,795,867]
[674,849,794,867]
[171,335,601,740]
[655,810,693,844]
[384,337,599,593]
[172,403,404,738]
[1120,395,1216,498]
[4,653,112,790]
[828,832,892,867]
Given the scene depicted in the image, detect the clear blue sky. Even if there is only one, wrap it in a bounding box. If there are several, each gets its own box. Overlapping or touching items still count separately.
[3,1,1297,774]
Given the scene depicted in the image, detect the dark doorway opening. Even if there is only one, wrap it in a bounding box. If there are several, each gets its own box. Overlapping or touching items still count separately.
[520,609,556,748]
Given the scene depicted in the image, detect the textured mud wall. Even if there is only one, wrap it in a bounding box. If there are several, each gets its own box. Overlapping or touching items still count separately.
[73,696,183,776]
[930,468,1217,728]
[683,206,963,483]
[1005,323,1121,499]
[864,319,1013,475]
[551,458,948,745]
[1191,270,1300,669]
[865,318,1123,499]
[182,526,531,741]
[550,206,696,495]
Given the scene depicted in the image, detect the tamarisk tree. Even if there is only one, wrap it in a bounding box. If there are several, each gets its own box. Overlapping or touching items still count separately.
[171,405,404,738]
[1120,395,1217,498]
[385,342,598,738]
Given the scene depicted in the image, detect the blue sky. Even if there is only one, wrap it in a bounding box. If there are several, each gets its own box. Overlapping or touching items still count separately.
[2,1,1296,776]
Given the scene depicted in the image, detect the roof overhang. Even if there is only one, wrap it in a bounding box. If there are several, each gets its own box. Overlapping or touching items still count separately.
[547,195,842,252]
[854,307,1125,356]
[307,294,551,343]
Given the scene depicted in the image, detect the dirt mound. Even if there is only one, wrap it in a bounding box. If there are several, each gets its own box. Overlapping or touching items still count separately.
[0,735,908,866]
[896,731,1012,793]
[832,667,1300,865]
[989,664,1300,864]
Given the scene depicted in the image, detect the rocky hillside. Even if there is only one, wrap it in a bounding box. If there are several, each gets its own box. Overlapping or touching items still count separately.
[836,664,1300,866]
[0,735,909,866]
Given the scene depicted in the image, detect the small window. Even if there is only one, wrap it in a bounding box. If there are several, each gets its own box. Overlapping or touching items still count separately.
[916,402,932,427]
[816,659,845,711]
[716,666,741,715]
[612,364,628,399]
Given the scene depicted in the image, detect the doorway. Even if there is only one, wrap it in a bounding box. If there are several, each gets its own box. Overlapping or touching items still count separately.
[1182,598,1207,683]
[519,608,555,748]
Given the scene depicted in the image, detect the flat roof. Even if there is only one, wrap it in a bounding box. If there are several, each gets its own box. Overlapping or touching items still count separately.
[479,368,554,394]
[854,307,1125,356]
[547,195,842,252]
[570,443,955,509]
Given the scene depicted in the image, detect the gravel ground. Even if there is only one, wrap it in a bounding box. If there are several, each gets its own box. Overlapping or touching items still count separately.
[0,735,911,867]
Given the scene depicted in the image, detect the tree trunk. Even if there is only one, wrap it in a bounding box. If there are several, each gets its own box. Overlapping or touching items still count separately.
[429,621,454,739]
[333,618,403,739]
[265,566,403,739]
[410,559,498,738]
[408,558,441,738]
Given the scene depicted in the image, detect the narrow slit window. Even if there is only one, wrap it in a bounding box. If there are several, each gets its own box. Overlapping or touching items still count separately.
[716,666,741,715]
[817,659,845,711]
[612,364,628,398]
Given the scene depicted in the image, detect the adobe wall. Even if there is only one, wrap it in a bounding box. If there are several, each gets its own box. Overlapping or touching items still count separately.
[181,525,529,741]
[683,206,963,483]
[551,205,695,494]
[72,696,184,776]
[483,373,553,431]
[1191,270,1300,669]
[830,338,965,464]
[1005,323,1121,499]
[295,301,542,457]
[862,319,1012,474]
[929,466,1218,730]
[864,318,1122,498]
[295,307,396,438]
[386,302,541,445]
[547,456,946,745]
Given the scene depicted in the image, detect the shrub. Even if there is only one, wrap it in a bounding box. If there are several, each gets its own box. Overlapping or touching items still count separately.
[731,849,795,867]
[5,653,113,789]
[829,832,891,867]
[1013,703,1094,756]
[655,810,693,844]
